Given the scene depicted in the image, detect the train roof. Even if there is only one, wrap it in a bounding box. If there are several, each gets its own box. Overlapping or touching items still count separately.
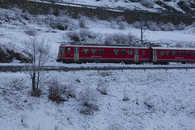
[153,47,195,51]
[59,42,195,50]
[59,43,148,49]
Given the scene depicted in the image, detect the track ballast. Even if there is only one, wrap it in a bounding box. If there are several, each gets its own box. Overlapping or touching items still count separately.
[1,65,195,72]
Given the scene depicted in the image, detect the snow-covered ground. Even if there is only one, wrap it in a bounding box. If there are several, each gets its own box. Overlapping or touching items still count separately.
[1,69,195,130]
[1,4,195,130]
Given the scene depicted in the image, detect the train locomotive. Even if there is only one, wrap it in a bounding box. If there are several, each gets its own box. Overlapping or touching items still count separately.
[57,42,195,64]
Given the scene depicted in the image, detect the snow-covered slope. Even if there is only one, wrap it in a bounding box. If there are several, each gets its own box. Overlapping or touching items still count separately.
[31,0,195,14]
[1,70,195,130]
[0,7,195,63]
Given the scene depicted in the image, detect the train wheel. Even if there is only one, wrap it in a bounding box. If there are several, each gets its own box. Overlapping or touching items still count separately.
[161,62,169,65]
[153,62,158,65]
[120,61,125,65]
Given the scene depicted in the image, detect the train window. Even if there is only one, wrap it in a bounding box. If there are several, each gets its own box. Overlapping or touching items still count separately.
[192,52,195,56]
[82,48,88,54]
[99,49,104,55]
[166,51,170,56]
[172,51,177,56]
[67,48,71,54]
[122,49,126,55]
[179,51,184,56]
[160,51,164,56]
[91,49,96,54]
[186,52,191,56]
[128,50,133,55]
[114,49,119,55]
[142,50,146,55]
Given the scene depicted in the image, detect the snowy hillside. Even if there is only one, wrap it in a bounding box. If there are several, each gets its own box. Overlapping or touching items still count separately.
[1,70,195,130]
[32,0,195,14]
[0,8,195,63]
[1,1,195,130]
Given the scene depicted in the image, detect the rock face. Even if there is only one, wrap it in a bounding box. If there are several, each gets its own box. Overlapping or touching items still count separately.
[0,47,31,63]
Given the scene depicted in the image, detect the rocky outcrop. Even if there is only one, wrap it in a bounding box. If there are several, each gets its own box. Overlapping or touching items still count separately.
[0,46,31,63]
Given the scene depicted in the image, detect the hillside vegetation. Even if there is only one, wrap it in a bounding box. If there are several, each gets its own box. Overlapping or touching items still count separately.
[0,0,195,63]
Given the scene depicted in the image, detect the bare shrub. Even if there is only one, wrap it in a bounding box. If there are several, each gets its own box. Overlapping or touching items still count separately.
[48,79,76,103]
[21,10,31,21]
[62,84,76,98]
[0,8,25,25]
[24,28,37,37]
[31,88,41,97]
[79,16,88,28]
[143,95,168,113]
[78,87,99,115]
[66,29,96,42]
[24,37,50,97]
[122,88,129,101]
[104,33,138,46]
[44,15,77,31]
[48,86,63,103]
[75,79,81,83]
[48,79,67,103]
[66,31,80,42]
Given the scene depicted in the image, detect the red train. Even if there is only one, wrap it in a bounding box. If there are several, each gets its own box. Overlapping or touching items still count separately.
[57,43,195,64]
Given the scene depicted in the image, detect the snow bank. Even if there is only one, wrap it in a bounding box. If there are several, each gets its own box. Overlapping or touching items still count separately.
[1,69,195,130]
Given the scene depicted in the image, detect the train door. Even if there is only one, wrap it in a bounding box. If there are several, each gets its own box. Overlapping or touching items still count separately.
[149,47,153,62]
[134,49,139,63]
[74,47,79,62]
[153,49,157,63]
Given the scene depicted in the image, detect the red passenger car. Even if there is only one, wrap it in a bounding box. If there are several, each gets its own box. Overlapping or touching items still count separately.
[152,47,195,64]
[57,43,195,64]
[57,43,152,63]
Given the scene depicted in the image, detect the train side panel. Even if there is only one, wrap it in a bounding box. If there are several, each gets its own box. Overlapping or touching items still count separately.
[138,48,151,62]
[153,48,195,63]
[78,47,135,63]
[57,45,151,63]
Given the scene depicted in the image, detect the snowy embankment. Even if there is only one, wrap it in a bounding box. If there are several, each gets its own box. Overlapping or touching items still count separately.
[0,70,195,130]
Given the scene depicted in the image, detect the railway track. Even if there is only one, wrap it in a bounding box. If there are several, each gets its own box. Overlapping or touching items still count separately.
[1,65,195,72]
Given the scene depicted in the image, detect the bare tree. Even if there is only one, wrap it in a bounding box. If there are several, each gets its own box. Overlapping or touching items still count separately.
[24,37,50,97]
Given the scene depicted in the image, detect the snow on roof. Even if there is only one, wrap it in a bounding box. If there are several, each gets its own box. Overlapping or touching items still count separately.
[152,47,195,51]
[60,43,195,50]
[60,43,148,49]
